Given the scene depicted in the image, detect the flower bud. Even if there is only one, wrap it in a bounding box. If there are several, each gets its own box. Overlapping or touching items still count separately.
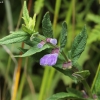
[46,38,57,45]
[50,38,57,45]
[62,61,72,69]
[37,41,45,48]
[51,48,59,54]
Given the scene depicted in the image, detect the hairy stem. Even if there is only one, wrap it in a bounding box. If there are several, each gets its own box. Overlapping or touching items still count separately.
[82,79,92,98]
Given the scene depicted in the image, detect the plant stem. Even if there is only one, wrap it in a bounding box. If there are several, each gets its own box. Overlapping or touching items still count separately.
[35,9,43,31]
[4,0,14,31]
[17,57,29,100]
[2,56,11,100]
[17,72,26,100]
[91,63,100,91]
[11,58,22,100]
[65,1,73,48]
[82,79,92,98]
[45,67,55,96]
[38,67,50,100]
[53,0,61,38]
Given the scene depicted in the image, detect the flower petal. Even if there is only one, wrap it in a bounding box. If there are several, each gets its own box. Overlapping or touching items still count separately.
[50,38,57,45]
[40,53,58,66]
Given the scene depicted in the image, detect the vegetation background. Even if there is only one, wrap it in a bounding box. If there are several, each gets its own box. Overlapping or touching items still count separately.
[0,0,100,100]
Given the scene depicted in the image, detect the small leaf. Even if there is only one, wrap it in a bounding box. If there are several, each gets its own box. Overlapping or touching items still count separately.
[53,66,75,80]
[22,24,33,34]
[60,22,67,49]
[42,12,53,38]
[71,26,87,62]
[15,44,51,57]
[0,31,29,45]
[73,70,90,80]
[22,1,30,25]
[46,92,89,100]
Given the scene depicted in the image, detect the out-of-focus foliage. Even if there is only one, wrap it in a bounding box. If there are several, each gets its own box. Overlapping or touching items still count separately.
[0,0,100,100]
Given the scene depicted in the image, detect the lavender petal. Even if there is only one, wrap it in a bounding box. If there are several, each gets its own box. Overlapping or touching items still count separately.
[50,39,57,45]
[40,53,58,66]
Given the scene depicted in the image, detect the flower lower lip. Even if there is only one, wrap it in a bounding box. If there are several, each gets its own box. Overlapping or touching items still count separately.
[40,53,58,66]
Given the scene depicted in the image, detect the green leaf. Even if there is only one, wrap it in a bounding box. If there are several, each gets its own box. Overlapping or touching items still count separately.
[71,26,87,62]
[53,66,75,80]
[22,1,30,25]
[67,88,83,97]
[72,70,90,80]
[46,92,89,100]
[24,37,41,46]
[60,22,67,49]
[22,24,33,34]
[42,12,53,38]
[72,61,82,71]
[15,44,51,57]
[0,31,29,45]
[93,71,100,94]
[18,47,28,53]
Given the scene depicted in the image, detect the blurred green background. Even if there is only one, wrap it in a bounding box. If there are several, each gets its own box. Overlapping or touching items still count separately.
[0,0,100,100]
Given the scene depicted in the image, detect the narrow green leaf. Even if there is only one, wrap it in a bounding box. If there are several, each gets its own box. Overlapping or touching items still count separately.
[42,12,53,38]
[93,71,100,94]
[0,31,29,45]
[46,92,89,100]
[22,1,30,25]
[15,44,51,57]
[60,22,67,49]
[71,26,87,62]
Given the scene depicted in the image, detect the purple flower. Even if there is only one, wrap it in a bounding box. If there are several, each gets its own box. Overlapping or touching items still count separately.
[37,41,45,48]
[40,53,58,66]
[46,38,57,45]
